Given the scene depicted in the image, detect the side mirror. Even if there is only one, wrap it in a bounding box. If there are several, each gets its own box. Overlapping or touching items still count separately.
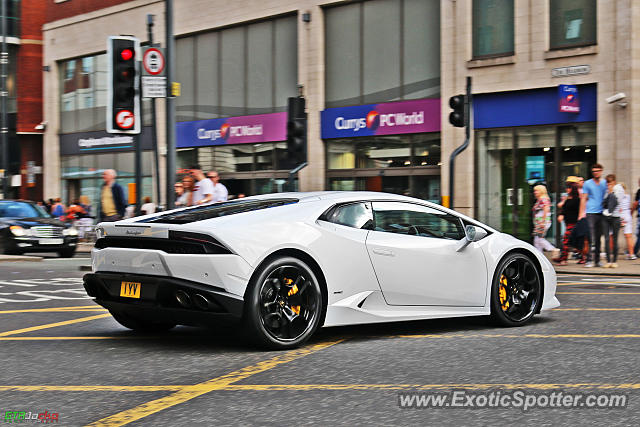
[456,225,488,252]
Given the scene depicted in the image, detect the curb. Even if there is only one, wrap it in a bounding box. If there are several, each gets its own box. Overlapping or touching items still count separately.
[0,255,43,262]
[555,269,640,277]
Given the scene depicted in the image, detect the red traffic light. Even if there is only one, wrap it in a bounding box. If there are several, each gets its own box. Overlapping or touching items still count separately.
[120,48,134,61]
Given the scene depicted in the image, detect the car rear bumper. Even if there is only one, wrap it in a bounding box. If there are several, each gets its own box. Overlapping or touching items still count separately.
[83,272,244,327]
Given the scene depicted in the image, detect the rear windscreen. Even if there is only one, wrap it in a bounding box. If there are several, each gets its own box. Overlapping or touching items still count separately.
[137,199,299,224]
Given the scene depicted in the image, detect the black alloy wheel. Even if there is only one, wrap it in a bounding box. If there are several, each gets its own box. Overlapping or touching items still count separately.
[490,253,542,326]
[245,256,323,349]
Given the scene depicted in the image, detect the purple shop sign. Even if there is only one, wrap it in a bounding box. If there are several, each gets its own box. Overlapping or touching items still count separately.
[558,84,580,113]
[176,112,287,148]
[321,99,440,139]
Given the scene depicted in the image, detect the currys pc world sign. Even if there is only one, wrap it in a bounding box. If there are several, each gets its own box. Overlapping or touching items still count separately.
[176,112,287,148]
[321,99,440,139]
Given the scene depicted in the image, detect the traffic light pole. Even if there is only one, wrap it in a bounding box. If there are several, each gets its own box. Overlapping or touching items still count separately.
[448,76,472,211]
[165,0,176,209]
[147,14,162,210]
[0,0,7,198]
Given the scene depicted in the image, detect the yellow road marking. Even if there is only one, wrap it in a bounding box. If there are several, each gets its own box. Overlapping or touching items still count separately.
[2,383,639,393]
[557,292,640,295]
[393,333,640,339]
[88,339,344,426]
[0,385,185,392]
[0,314,110,337]
[0,307,106,314]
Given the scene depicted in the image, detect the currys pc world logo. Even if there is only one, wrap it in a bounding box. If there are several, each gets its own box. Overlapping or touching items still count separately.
[322,99,440,139]
[334,109,425,132]
[177,112,287,148]
[197,122,264,142]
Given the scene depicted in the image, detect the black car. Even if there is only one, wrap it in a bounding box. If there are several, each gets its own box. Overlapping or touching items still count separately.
[0,200,79,257]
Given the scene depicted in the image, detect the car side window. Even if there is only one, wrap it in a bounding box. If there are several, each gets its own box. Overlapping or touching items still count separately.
[372,201,465,240]
[324,202,374,230]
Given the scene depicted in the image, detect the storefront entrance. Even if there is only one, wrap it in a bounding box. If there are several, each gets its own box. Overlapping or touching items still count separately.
[477,123,596,244]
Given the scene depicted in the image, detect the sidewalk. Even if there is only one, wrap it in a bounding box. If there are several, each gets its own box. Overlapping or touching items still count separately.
[544,252,640,276]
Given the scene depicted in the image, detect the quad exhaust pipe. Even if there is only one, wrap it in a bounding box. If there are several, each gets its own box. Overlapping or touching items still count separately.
[174,290,222,312]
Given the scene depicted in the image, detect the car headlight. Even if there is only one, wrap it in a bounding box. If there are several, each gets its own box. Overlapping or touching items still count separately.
[10,226,30,237]
[63,227,79,236]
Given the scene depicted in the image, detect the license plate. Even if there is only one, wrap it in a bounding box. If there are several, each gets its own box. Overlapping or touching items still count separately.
[40,238,64,245]
[120,281,141,299]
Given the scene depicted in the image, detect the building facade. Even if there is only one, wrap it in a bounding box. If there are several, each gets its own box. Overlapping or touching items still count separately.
[0,0,46,201]
[42,0,638,243]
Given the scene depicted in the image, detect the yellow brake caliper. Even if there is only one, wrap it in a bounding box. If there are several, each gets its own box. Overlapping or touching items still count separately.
[499,274,509,311]
[285,279,301,315]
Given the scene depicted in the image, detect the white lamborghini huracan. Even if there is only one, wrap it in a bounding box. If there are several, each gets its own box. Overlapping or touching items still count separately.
[83,191,559,349]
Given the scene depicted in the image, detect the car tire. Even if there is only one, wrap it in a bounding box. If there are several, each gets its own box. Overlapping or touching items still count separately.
[490,252,543,327]
[58,248,76,258]
[110,311,176,332]
[244,256,324,350]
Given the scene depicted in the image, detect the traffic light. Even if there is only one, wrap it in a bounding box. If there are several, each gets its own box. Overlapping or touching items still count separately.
[448,94,466,128]
[107,36,141,134]
[287,96,307,167]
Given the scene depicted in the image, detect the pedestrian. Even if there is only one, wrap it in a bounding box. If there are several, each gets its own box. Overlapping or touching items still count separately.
[190,165,213,205]
[207,170,228,202]
[51,198,66,219]
[140,196,156,215]
[580,163,607,267]
[617,183,637,260]
[555,182,580,265]
[76,195,94,239]
[100,169,126,222]
[176,176,195,207]
[602,174,624,268]
[45,198,54,214]
[173,182,184,205]
[633,178,640,256]
[532,184,557,253]
[66,199,87,223]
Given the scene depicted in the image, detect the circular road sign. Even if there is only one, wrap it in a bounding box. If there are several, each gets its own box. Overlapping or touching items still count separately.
[143,48,165,75]
[115,110,135,129]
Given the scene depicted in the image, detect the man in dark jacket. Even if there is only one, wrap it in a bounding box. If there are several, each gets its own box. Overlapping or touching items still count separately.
[100,169,126,221]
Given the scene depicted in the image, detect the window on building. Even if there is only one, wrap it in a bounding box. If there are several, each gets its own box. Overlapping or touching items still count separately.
[550,0,596,49]
[472,0,514,58]
[175,15,298,121]
[325,0,440,108]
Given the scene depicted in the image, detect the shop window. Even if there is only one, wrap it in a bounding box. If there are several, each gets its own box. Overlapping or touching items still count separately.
[549,0,596,50]
[472,0,514,58]
[356,138,410,168]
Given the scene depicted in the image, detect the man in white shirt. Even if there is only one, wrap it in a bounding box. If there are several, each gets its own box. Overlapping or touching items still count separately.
[190,166,214,204]
[207,170,228,202]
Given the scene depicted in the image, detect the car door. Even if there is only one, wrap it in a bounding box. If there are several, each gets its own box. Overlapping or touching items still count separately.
[365,201,487,306]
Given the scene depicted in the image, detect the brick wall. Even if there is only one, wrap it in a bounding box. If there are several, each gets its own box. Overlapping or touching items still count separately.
[16,0,45,133]
[46,0,135,23]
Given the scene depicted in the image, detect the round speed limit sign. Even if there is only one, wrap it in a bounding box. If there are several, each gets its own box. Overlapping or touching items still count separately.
[143,48,165,75]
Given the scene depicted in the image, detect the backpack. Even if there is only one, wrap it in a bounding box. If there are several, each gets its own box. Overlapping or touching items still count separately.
[603,192,618,215]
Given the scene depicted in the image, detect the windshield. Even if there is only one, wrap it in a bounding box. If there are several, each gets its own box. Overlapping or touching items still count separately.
[0,201,50,219]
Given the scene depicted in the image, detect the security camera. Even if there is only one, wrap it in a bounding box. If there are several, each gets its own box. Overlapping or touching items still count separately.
[606,93,626,104]
[34,121,47,131]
